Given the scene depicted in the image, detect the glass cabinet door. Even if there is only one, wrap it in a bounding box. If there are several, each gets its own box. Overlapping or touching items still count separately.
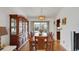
[23,21,26,33]
[19,20,22,34]
[11,18,16,35]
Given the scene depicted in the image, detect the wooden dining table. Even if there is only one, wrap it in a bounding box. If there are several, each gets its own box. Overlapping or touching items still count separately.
[29,33,54,51]
[34,35,48,50]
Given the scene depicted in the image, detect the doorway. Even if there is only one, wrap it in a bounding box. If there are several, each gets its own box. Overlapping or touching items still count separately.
[56,19,60,40]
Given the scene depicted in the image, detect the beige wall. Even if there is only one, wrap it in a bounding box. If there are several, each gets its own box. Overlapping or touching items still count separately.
[0,8,10,46]
[56,8,79,50]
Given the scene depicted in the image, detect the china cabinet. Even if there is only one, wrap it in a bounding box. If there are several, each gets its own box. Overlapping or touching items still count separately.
[10,14,29,49]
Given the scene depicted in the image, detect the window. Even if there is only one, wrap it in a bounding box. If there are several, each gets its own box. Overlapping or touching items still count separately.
[34,21,49,36]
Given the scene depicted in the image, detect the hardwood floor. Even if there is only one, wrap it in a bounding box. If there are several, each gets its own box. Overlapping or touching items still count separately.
[53,40,66,51]
[19,40,66,51]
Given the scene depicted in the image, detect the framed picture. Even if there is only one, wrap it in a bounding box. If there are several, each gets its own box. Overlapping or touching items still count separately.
[62,17,67,25]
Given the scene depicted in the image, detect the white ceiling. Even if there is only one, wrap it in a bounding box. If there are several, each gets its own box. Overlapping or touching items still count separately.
[8,7,63,18]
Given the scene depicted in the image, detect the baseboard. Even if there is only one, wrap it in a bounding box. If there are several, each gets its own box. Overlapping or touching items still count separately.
[60,45,67,51]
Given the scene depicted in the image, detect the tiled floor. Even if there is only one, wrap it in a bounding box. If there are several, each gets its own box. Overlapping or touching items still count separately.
[19,40,66,51]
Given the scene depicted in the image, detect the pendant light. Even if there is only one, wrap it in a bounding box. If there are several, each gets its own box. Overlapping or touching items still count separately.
[38,8,45,20]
